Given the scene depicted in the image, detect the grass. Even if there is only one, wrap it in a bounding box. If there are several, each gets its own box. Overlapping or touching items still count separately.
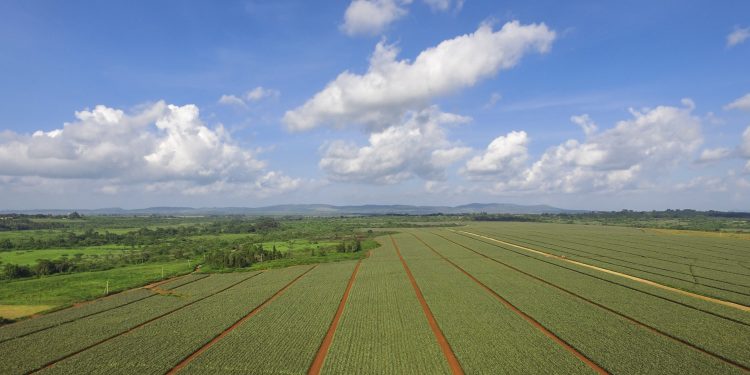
[0,245,133,266]
[0,260,194,308]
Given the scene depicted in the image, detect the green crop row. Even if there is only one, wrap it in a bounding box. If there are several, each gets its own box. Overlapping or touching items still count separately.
[182,261,356,374]
[467,224,750,306]
[482,230,750,301]
[322,237,452,374]
[426,229,749,373]
[392,234,594,374]
[0,272,255,374]
[40,265,310,375]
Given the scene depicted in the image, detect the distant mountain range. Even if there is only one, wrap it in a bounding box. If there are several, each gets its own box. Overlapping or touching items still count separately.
[0,203,586,216]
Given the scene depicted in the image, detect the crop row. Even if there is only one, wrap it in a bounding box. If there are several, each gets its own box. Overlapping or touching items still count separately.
[0,272,256,374]
[467,226,750,306]
[427,230,750,372]
[473,222,749,260]
[180,261,357,374]
[484,230,750,296]
[39,266,311,375]
[411,230,747,374]
[0,273,208,344]
[321,237,452,374]
[393,234,594,374]
[516,227,748,267]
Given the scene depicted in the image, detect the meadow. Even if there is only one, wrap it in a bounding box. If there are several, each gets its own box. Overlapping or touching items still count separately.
[0,220,747,374]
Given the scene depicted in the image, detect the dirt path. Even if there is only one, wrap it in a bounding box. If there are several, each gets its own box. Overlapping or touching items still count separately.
[433,231,750,373]
[307,260,363,375]
[167,265,317,375]
[410,233,609,375]
[456,230,750,313]
[30,271,264,374]
[390,235,465,375]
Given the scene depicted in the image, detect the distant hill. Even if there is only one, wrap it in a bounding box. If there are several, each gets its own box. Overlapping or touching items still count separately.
[0,203,584,216]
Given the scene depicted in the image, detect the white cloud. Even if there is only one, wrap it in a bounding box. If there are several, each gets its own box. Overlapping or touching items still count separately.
[727,27,750,47]
[484,92,502,109]
[341,0,410,36]
[285,21,556,131]
[570,114,598,136]
[0,102,298,197]
[463,131,529,178]
[696,147,732,163]
[485,101,703,193]
[218,86,280,107]
[423,0,463,12]
[218,94,246,107]
[724,93,750,111]
[246,86,280,101]
[319,107,470,183]
[742,126,750,158]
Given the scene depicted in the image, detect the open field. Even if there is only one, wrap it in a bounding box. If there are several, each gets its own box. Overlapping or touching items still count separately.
[0,245,133,266]
[0,222,748,374]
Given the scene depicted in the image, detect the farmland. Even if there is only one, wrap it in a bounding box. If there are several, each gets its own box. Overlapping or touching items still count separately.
[0,220,749,374]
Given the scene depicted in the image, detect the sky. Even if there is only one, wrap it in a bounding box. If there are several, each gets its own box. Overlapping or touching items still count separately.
[0,0,749,211]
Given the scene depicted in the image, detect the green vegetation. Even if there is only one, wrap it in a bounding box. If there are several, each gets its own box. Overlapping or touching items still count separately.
[42,267,308,375]
[0,260,194,307]
[322,237,452,374]
[0,217,748,374]
[182,262,356,374]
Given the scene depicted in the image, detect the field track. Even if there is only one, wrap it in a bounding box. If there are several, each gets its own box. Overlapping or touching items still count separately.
[429,231,750,373]
[307,260,362,375]
[391,235,465,375]
[406,233,609,375]
[29,272,264,374]
[167,265,316,374]
[456,230,750,312]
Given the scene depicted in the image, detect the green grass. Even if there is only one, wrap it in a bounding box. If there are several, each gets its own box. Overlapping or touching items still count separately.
[0,245,133,266]
[0,260,194,307]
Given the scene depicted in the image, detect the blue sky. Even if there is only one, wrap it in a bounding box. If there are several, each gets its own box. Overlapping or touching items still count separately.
[1,0,749,210]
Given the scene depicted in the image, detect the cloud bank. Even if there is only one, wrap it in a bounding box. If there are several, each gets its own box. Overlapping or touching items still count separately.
[285,21,556,131]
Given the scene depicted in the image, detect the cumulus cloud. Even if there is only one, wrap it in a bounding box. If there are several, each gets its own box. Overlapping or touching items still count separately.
[285,21,556,131]
[463,131,529,178]
[481,101,703,193]
[727,27,750,47]
[724,93,750,111]
[341,0,410,36]
[0,102,298,196]
[218,86,280,107]
[570,114,598,136]
[696,147,732,163]
[319,107,470,183]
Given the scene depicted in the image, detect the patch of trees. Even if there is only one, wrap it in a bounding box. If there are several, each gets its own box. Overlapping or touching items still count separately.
[205,243,288,269]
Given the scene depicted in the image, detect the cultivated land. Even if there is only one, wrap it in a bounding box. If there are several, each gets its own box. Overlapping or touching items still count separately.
[0,221,748,374]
